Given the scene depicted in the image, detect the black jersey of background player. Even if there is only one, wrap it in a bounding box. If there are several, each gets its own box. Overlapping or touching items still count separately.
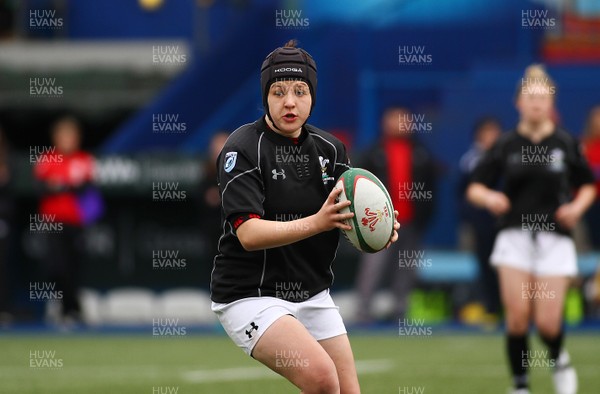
[471,127,594,235]
[210,117,351,304]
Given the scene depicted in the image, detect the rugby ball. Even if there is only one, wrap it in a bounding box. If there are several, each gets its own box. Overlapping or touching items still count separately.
[336,168,395,253]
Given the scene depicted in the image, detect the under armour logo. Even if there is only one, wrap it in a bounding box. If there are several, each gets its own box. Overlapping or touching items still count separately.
[245,322,259,338]
[272,169,286,180]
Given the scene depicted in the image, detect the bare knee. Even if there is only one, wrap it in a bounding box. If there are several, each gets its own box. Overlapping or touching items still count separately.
[301,360,340,394]
[535,316,561,338]
[505,307,530,335]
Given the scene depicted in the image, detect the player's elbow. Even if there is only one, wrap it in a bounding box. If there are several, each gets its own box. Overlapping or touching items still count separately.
[236,220,262,251]
[238,234,260,251]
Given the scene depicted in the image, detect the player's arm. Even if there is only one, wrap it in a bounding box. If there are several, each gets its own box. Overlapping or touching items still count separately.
[555,184,596,230]
[466,182,511,216]
[466,136,509,216]
[237,187,354,251]
[556,139,598,229]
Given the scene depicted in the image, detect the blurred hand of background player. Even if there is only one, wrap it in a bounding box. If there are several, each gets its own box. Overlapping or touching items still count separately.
[555,202,583,230]
[485,190,511,216]
[555,184,597,229]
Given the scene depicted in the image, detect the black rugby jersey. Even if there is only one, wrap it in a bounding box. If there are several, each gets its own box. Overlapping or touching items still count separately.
[210,117,351,303]
[471,127,594,235]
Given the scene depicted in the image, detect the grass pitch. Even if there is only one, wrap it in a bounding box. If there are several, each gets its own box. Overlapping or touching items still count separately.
[1,331,599,393]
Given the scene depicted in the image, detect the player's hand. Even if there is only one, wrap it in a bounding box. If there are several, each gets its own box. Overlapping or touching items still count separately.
[385,210,401,249]
[555,203,582,230]
[313,187,354,232]
[485,191,511,216]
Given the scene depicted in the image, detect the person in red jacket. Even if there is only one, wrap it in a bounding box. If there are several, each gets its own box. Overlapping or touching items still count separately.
[34,116,96,323]
[582,105,600,249]
[354,107,436,324]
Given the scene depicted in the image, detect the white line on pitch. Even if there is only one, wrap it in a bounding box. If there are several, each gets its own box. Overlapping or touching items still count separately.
[181,359,394,383]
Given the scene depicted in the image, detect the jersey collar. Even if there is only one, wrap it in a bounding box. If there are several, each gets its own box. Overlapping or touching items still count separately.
[257,116,309,146]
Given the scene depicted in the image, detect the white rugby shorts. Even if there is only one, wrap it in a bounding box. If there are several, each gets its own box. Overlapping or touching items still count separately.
[212,289,347,356]
[490,228,577,277]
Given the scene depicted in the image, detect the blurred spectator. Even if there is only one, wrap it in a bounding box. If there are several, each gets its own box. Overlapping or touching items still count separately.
[0,0,15,40]
[198,132,229,275]
[355,107,436,323]
[0,124,14,323]
[458,117,502,319]
[34,116,99,324]
[582,105,600,250]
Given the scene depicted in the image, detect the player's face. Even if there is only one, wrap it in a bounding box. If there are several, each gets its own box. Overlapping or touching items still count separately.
[383,108,411,139]
[266,80,312,136]
[52,123,81,154]
[516,83,554,124]
[477,124,501,151]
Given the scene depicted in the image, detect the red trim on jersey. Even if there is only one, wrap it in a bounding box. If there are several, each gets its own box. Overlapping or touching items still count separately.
[232,213,262,230]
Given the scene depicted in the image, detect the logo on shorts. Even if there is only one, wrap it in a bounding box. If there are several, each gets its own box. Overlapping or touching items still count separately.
[245,322,259,339]
[224,152,237,173]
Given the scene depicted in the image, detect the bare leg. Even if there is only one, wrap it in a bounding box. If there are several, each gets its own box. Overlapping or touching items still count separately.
[319,334,360,394]
[252,315,340,394]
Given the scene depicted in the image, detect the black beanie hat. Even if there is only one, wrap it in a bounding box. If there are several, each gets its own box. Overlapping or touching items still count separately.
[260,45,318,118]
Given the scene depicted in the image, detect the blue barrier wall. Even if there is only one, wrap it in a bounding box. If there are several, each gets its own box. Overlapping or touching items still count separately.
[85,0,600,247]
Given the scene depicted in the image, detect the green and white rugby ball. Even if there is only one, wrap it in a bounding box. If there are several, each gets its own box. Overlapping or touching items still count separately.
[336,168,395,253]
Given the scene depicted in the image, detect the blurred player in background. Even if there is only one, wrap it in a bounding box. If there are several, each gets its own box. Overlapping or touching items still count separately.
[467,65,596,394]
[582,105,600,250]
[458,117,502,321]
[34,116,98,325]
[354,107,436,324]
[0,124,13,324]
[198,131,228,276]
[210,40,399,393]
